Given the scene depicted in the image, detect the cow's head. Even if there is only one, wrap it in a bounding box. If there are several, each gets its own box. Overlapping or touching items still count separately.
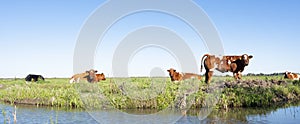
[167,68,177,77]
[38,75,45,81]
[97,73,106,81]
[242,54,253,66]
[284,71,293,79]
[167,68,179,81]
[85,69,98,82]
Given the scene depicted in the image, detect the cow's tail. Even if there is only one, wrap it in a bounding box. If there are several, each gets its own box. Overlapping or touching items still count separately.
[200,54,210,72]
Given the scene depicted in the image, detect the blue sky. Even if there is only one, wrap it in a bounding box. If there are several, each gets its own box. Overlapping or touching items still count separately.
[1,0,300,78]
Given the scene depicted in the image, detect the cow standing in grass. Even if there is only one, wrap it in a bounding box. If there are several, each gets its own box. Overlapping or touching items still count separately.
[167,68,202,82]
[69,69,98,83]
[200,54,253,84]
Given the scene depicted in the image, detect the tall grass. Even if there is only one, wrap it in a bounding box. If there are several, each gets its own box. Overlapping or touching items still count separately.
[0,79,83,108]
[0,76,300,110]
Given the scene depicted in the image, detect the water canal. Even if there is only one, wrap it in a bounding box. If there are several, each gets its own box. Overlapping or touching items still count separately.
[1,103,300,123]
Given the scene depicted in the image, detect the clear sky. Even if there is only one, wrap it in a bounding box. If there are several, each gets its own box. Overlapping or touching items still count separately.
[1,0,300,78]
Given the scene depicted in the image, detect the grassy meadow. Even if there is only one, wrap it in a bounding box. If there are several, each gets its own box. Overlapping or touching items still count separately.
[0,75,300,110]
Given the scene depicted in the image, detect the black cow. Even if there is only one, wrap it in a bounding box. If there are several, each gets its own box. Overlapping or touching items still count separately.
[25,74,45,83]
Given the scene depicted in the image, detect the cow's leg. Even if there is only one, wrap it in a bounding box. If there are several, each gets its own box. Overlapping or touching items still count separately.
[205,71,214,85]
[238,72,242,79]
[208,71,214,84]
[233,73,239,80]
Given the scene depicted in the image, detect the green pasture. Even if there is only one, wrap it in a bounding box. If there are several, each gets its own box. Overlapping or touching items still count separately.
[0,76,299,110]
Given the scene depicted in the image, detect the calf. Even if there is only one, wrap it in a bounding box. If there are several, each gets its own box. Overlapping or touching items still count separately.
[69,69,98,83]
[200,54,253,84]
[284,71,300,80]
[25,74,45,83]
[167,68,202,82]
[95,73,106,82]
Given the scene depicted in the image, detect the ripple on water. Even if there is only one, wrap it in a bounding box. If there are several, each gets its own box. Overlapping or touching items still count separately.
[1,103,300,123]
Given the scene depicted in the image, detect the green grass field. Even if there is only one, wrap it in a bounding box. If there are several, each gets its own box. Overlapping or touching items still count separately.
[0,76,300,110]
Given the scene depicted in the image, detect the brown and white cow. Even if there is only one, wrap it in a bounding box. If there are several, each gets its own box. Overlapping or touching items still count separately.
[200,54,253,84]
[95,73,106,82]
[167,68,202,82]
[284,71,300,80]
[69,69,98,83]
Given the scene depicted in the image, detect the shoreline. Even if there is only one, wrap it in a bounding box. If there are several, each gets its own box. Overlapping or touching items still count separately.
[0,77,299,110]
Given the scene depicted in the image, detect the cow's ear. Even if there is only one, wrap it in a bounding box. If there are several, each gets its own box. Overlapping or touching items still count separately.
[101,73,104,75]
[167,70,170,72]
[249,55,253,59]
[174,69,176,72]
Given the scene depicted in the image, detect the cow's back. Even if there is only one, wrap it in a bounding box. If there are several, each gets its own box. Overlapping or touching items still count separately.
[25,74,44,82]
[70,73,89,83]
[25,74,33,81]
[182,73,202,80]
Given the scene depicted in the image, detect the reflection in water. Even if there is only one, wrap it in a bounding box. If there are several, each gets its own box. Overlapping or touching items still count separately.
[188,103,300,124]
[1,103,300,124]
[89,108,184,124]
[0,104,98,124]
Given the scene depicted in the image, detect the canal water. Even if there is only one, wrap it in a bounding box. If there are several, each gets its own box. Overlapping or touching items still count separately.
[1,103,300,124]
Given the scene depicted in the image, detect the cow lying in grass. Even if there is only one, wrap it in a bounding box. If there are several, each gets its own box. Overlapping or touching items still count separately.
[284,71,300,80]
[25,74,45,84]
[96,73,106,82]
[200,54,253,84]
[167,68,202,82]
[69,69,98,83]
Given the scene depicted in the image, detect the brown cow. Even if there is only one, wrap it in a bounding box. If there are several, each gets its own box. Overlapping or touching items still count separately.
[167,68,202,82]
[95,73,106,82]
[284,71,300,80]
[69,69,98,83]
[200,54,253,84]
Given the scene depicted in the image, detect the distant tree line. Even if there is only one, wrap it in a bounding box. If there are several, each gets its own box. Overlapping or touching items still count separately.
[245,72,286,76]
[221,72,287,77]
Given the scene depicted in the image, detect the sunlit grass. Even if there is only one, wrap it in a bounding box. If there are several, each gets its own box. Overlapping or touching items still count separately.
[0,75,300,110]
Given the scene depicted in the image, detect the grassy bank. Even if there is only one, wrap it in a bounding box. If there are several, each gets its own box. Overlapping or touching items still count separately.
[0,78,83,108]
[0,76,300,110]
